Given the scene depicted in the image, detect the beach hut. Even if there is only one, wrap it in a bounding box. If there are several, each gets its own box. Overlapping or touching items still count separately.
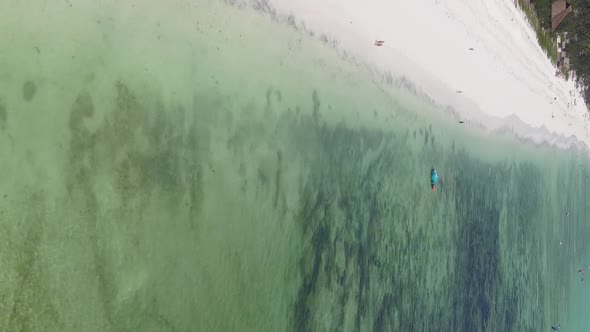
[551,0,573,31]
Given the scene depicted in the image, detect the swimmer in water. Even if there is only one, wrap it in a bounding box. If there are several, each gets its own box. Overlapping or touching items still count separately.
[430,167,439,192]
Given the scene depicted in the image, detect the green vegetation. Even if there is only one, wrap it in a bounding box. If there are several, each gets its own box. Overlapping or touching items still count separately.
[561,0,590,105]
[531,0,554,30]
[516,0,558,63]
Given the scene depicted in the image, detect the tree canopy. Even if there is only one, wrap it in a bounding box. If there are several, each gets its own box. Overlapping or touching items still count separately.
[558,0,590,105]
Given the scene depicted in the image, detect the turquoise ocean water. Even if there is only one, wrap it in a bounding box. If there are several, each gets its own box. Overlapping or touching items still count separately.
[0,0,589,331]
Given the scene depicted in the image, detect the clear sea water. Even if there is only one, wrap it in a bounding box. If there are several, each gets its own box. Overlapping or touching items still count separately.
[0,0,589,331]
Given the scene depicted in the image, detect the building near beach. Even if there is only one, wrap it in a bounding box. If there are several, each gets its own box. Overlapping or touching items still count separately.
[551,0,573,31]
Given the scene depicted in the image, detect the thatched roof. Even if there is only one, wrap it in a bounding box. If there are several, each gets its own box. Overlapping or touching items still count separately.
[551,0,573,31]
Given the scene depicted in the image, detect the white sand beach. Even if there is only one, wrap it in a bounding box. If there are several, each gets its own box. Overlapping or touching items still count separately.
[248,0,590,151]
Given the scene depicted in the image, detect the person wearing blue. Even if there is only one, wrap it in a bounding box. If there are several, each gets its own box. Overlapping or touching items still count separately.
[430,167,439,192]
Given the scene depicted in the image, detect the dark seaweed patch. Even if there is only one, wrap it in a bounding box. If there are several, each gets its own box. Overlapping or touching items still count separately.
[60,80,210,328]
[23,81,37,101]
[291,115,537,331]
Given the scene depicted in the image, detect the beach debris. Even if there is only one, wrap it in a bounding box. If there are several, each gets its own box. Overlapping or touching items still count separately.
[374,40,384,46]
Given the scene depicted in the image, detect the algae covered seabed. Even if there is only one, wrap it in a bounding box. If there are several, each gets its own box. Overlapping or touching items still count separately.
[0,1,588,331]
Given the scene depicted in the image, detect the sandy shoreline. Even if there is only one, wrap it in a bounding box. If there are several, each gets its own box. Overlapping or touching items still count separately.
[234,0,590,154]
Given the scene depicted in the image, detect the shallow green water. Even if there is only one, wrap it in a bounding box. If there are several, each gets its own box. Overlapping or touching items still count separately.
[0,0,589,331]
